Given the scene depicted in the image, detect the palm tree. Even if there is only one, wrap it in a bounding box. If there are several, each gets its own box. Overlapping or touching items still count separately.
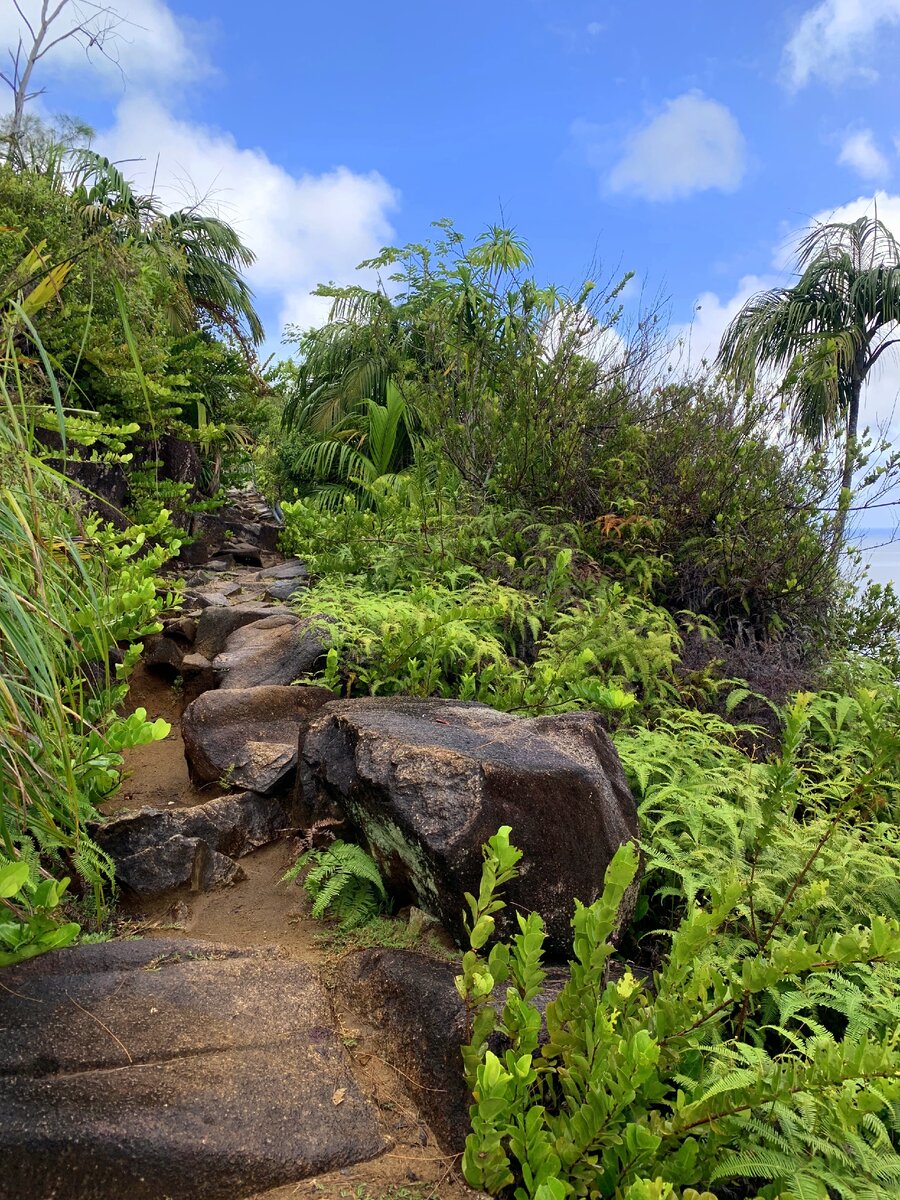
[70,151,264,351]
[296,382,416,506]
[718,214,900,551]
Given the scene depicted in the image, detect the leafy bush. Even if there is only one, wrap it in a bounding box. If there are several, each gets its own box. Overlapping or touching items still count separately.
[0,311,173,933]
[0,859,80,966]
[457,829,900,1199]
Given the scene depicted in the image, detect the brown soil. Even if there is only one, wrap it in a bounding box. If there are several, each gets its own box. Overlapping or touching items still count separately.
[103,663,226,815]
[108,655,474,1200]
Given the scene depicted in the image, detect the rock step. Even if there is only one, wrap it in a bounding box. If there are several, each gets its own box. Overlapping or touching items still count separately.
[0,939,385,1200]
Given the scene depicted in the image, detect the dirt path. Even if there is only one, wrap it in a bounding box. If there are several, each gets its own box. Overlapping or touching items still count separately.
[110,655,473,1200]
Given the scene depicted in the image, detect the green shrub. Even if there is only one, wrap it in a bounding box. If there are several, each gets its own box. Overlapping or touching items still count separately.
[457,829,900,1199]
[0,314,173,931]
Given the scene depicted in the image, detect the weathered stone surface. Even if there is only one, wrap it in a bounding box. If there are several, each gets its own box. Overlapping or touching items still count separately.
[338,948,568,1153]
[265,577,309,602]
[0,939,385,1199]
[65,459,129,525]
[339,949,470,1153]
[141,632,185,677]
[94,791,292,894]
[213,614,327,690]
[228,540,264,566]
[258,558,309,582]
[109,833,245,893]
[193,601,283,659]
[97,790,289,860]
[161,615,198,643]
[300,698,640,956]
[184,589,225,609]
[180,651,212,674]
[181,685,334,793]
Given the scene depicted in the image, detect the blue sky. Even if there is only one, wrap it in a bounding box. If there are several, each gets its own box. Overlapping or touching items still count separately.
[2,0,899,576]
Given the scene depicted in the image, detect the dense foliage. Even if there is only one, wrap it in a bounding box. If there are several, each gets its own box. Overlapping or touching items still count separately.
[1,124,897,1194]
[0,124,272,953]
[273,275,900,1190]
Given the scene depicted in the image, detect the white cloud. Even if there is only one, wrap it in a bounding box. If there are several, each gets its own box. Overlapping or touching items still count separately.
[0,0,209,94]
[668,275,774,372]
[783,0,900,89]
[96,95,398,338]
[608,92,746,202]
[838,130,890,180]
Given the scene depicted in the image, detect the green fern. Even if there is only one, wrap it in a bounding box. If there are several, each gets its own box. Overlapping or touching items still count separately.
[282,840,389,929]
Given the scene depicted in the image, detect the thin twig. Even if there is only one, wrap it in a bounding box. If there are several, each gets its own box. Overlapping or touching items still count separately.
[66,991,133,1063]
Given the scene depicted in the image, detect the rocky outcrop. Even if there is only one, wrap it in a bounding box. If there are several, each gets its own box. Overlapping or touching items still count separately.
[300,697,640,956]
[0,940,385,1199]
[212,613,328,689]
[258,558,310,601]
[193,601,283,659]
[93,790,292,894]
[181,684,334,793]
[91,792,290,897]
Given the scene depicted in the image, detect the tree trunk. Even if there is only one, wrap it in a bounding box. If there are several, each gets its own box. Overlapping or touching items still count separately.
[830,374,862,557]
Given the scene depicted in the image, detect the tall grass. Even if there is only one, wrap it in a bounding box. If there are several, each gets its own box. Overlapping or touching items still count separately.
[0,319,116,903]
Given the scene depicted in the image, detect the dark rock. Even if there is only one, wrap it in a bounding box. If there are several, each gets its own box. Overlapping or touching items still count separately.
[96,790,289,861]
[194,602,282,659]
[265,577,309,602]
[178,536,214,566]
[205,555,235,572]
[65,459,129,525]
[338,948,567,1153]
[227,520,280,554]
[184,589,229,609]
[181,651,212,674]
[179,652,216,699]
[227,540,264,566]
[155,434,203,492]
[213,614,327,690]
[300,698,640,957]
[181,686,334,793]
[258,559,309,582]
[338,950,468,1153]
[162,615,198,644]
[0,939,385,1199]
[110,833,245,893]
[141,632,185,677]
[94,791,293,894]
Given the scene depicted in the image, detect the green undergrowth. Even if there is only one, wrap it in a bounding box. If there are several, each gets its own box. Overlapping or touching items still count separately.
[279,478,900,1197]
[0,303,180,958]
[457,829,900,1200]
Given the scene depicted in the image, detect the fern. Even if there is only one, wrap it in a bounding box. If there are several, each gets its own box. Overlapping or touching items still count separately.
[282,840,389,929]
[457,834,900,1200]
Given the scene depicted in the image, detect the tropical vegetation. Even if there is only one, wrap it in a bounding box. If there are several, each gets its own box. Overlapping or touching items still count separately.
[0,97,898,1197]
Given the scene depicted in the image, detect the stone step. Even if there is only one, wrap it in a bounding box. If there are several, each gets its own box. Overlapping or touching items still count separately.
[0,940,385,1200]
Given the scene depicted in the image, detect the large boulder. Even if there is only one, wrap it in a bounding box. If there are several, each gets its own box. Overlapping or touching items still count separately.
[94,790,292,895]
[0,940,384,1199]
[193,601,282,659]
[182,685,334,793]
[299,698,639,956]
[212,614,327,689]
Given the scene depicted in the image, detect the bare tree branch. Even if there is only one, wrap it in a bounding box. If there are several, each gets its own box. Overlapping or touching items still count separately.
[2,0,127,161]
